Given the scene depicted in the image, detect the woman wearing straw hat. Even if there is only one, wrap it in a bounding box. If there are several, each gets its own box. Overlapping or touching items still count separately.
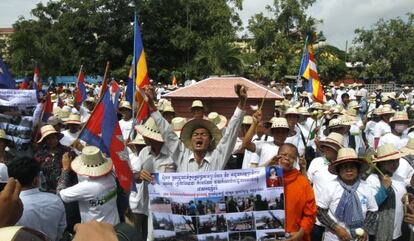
[379,111,409,150]
[317,148,377,241]
[144,84,247,172]
[308,133,344,241]
[34,125,74,193]
[58,146,120,226]
[366,144,407,241]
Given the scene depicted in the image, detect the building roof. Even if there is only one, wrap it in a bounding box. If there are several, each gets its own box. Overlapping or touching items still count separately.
[165,77,283,99]
[0,28,13,35]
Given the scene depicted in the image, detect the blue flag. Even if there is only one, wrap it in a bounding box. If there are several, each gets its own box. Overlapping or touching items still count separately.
[0,58,15,89]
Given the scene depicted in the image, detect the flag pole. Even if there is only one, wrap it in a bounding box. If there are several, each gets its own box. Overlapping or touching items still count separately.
[294,35,310,103]
[131,13,137,124]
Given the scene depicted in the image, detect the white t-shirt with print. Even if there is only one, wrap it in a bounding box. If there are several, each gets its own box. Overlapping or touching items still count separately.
[59,174,119,225]
[318,178,378,241]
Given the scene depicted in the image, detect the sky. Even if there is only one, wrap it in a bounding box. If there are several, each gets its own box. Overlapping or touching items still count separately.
[1,0,413,50]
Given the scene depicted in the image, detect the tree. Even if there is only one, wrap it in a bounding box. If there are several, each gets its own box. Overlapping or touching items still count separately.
[349,13,414,82]
[7,0,243,81]
[245,0,319,82]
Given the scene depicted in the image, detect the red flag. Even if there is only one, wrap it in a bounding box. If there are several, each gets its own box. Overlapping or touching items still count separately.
[75,70,87,104]
[42,91,53,122]
[33,66,41,90]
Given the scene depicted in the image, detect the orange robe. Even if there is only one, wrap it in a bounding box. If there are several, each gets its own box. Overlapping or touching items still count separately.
[284,169,317,241]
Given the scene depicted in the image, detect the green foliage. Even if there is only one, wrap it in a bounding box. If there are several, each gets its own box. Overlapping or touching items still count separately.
[349,13,414,82]
[8,0,242,81]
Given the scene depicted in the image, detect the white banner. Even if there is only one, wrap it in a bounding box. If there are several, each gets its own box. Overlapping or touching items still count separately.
[0,89,38,106]
[149,167,286,241]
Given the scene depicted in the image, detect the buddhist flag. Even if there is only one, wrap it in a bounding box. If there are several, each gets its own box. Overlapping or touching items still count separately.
[299,43,324,103]
[132,13,150,122]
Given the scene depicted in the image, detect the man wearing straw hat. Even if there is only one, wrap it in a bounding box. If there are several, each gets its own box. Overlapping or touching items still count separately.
[60,114,82,148]
[317,148,377,241]
[128,117,175,240]
[189,100,207,120]
[144,84,247,172]
[373,106,395,150]
[379,111,409,150]
[366,144,407,241]
[58,146,120,226]
[118,101,134,141]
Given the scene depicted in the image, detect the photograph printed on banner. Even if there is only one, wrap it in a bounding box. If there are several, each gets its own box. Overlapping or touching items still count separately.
[197,232,228,241]
[265,166,283,188]
[152,212,175,232]
[257,189,284,210]
[148,173,160,194]
[196,214,227,234]
[256,229,287,241]
[153,229,176,241]
[224,195,255,213]
[194,196,226,215]
[150,196,172,213]
[171,197,198,216]
[225,212,255,232]
[228,231,257,241]
[254,210,285,231]
[172,215,197,241]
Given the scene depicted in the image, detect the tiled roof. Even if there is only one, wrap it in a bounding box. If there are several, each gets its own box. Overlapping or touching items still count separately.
[0,28,13,34]
[165,77,283,99]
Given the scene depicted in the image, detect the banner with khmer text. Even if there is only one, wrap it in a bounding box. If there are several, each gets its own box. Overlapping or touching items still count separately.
[149,166,286,241]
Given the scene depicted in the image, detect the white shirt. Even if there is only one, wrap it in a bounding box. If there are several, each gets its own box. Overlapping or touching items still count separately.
[60,174,120,225]
[379,132,408,150]
[119,119,133,141]
[17,188,66,241]
[307,157,337,226]
[366,174,406,239]
[255,141,279,166]
[394,157,414,186]
[364,121,377,149]
[336,89,344,104]
[285,126,305,157]
[60,130,81,147]
[318,179,378,241]
[79,106,91,123]
[152,107,244,172]
[348,89,357,99]
[360,88,368,99]
[129,145,175,215]
[374,120,391,139]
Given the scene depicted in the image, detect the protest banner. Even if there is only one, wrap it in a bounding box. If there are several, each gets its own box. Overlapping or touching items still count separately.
[149,166,286,241]
[0,89,38,148]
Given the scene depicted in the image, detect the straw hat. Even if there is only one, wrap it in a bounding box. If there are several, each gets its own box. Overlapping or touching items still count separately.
[339,83,345,88]
[180,118,222,150]
[190,100,205,110]
[309,102,325,111]
[163,104,175,114]
[136,117,163,142]
[329,82,335,87]
[319,132,344,151]
[339,114,356,126]
[119,101,132,110]
[243,115,253,125]
[284,90,293,96]
[376,85,383,90]
[328,148,367,175]
[300,91,308,98]
[64,114,81,125]
[171,117,186,136]
[51,93,57,103]
[381,96,390,103]
[379,106,395,115]
[373,143,404,163]
[389,111,409,123]
[47,116,63,126]
[275,100,284,107]
[401,139,414,155]
[208,112,227,130]
[129,133,145,145]
[84,96,95,103]
[285,107,300,116]
[348,101,360,109]
[326,92,333,97]
[37,125,64,143]
[270,117,289,129]
[298,107,310,116]
[71,146,113,177]
[59,93,67,100]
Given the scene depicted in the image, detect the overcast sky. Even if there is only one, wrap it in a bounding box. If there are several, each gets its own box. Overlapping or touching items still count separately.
[1,0,413,50]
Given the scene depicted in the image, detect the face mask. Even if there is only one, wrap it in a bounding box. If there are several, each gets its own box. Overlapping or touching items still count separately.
[394,124,408,134]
